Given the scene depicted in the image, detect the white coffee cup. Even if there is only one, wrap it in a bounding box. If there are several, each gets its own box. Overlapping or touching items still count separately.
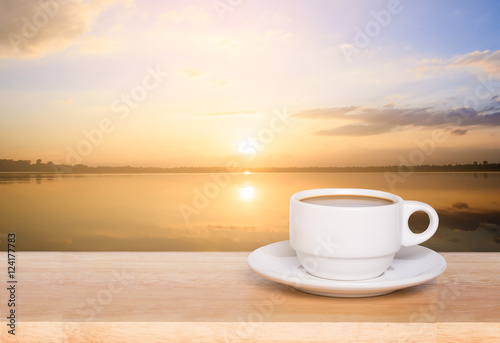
[289,188,439,281]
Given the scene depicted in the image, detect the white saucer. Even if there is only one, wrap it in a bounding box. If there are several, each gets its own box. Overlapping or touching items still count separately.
[247,240,447,297]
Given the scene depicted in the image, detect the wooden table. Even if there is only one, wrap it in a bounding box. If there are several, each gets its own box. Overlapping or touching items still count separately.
[0,252,499,342]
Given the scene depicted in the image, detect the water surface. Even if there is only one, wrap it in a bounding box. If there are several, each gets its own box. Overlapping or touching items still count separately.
[0,172,498,251]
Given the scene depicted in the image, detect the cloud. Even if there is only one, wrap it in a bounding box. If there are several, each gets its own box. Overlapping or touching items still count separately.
[52,98,74,105]
[482,103,500,112]
[220,39,238,50]
[0,0,127,59]
[291,106,359,119]
[450,128,467,136]
[72,34,121,55]
[212,79,232,87]
[182,69,205,78]
[206,110,256,116]
[293,105,500,136]
[413,49,500,83]
[261,29,293,42]
[316,124,389,136]
[451,50,500,75]
[416,58,446,78]
[158,6,208,25]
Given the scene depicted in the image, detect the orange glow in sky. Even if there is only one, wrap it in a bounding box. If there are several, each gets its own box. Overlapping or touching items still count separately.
[0,1,499,167]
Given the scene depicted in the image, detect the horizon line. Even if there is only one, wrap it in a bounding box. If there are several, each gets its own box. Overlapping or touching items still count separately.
[1,158,499,173]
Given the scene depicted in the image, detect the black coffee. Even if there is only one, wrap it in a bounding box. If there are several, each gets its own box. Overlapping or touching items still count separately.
[300,195,394,207]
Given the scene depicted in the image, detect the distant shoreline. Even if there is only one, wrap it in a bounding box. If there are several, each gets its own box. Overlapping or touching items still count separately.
[1,164,499,175]
[1,158,499,174]
[1,170,500,176]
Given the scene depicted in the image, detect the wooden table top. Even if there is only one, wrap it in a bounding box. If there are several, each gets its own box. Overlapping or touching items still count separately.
[1,251,499,342]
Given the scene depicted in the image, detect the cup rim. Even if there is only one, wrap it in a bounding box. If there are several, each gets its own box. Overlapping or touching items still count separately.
[291,188,402,209]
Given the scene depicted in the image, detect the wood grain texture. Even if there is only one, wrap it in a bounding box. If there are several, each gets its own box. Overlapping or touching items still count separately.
[1,322,499,343]
[0,252,499,342]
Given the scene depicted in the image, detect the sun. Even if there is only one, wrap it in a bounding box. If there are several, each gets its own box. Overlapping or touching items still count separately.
[237,139,257,156]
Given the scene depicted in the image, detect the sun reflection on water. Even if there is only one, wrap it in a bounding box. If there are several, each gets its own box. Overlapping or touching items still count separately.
[239,183,255,200]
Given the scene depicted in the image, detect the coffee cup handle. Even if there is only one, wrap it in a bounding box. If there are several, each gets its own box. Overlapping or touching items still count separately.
[402,201,439,247]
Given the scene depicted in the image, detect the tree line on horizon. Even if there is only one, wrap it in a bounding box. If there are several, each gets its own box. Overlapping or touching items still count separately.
[0,158,499,173]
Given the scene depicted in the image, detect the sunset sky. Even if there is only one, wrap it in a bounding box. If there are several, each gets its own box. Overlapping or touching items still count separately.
[1,0,500,167]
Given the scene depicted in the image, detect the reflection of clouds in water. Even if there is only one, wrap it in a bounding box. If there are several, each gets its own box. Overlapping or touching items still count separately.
[125,223,288,251]
[438,203,500,233]
[49,238,73,245]
[162,222,288,250]
[0,175,36,185]
[19,221,288,251]
[409,202,500,251]
[452,202,469,209]
[0,174,80,185]
[159,223,286,236]
[207,224,277,232]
